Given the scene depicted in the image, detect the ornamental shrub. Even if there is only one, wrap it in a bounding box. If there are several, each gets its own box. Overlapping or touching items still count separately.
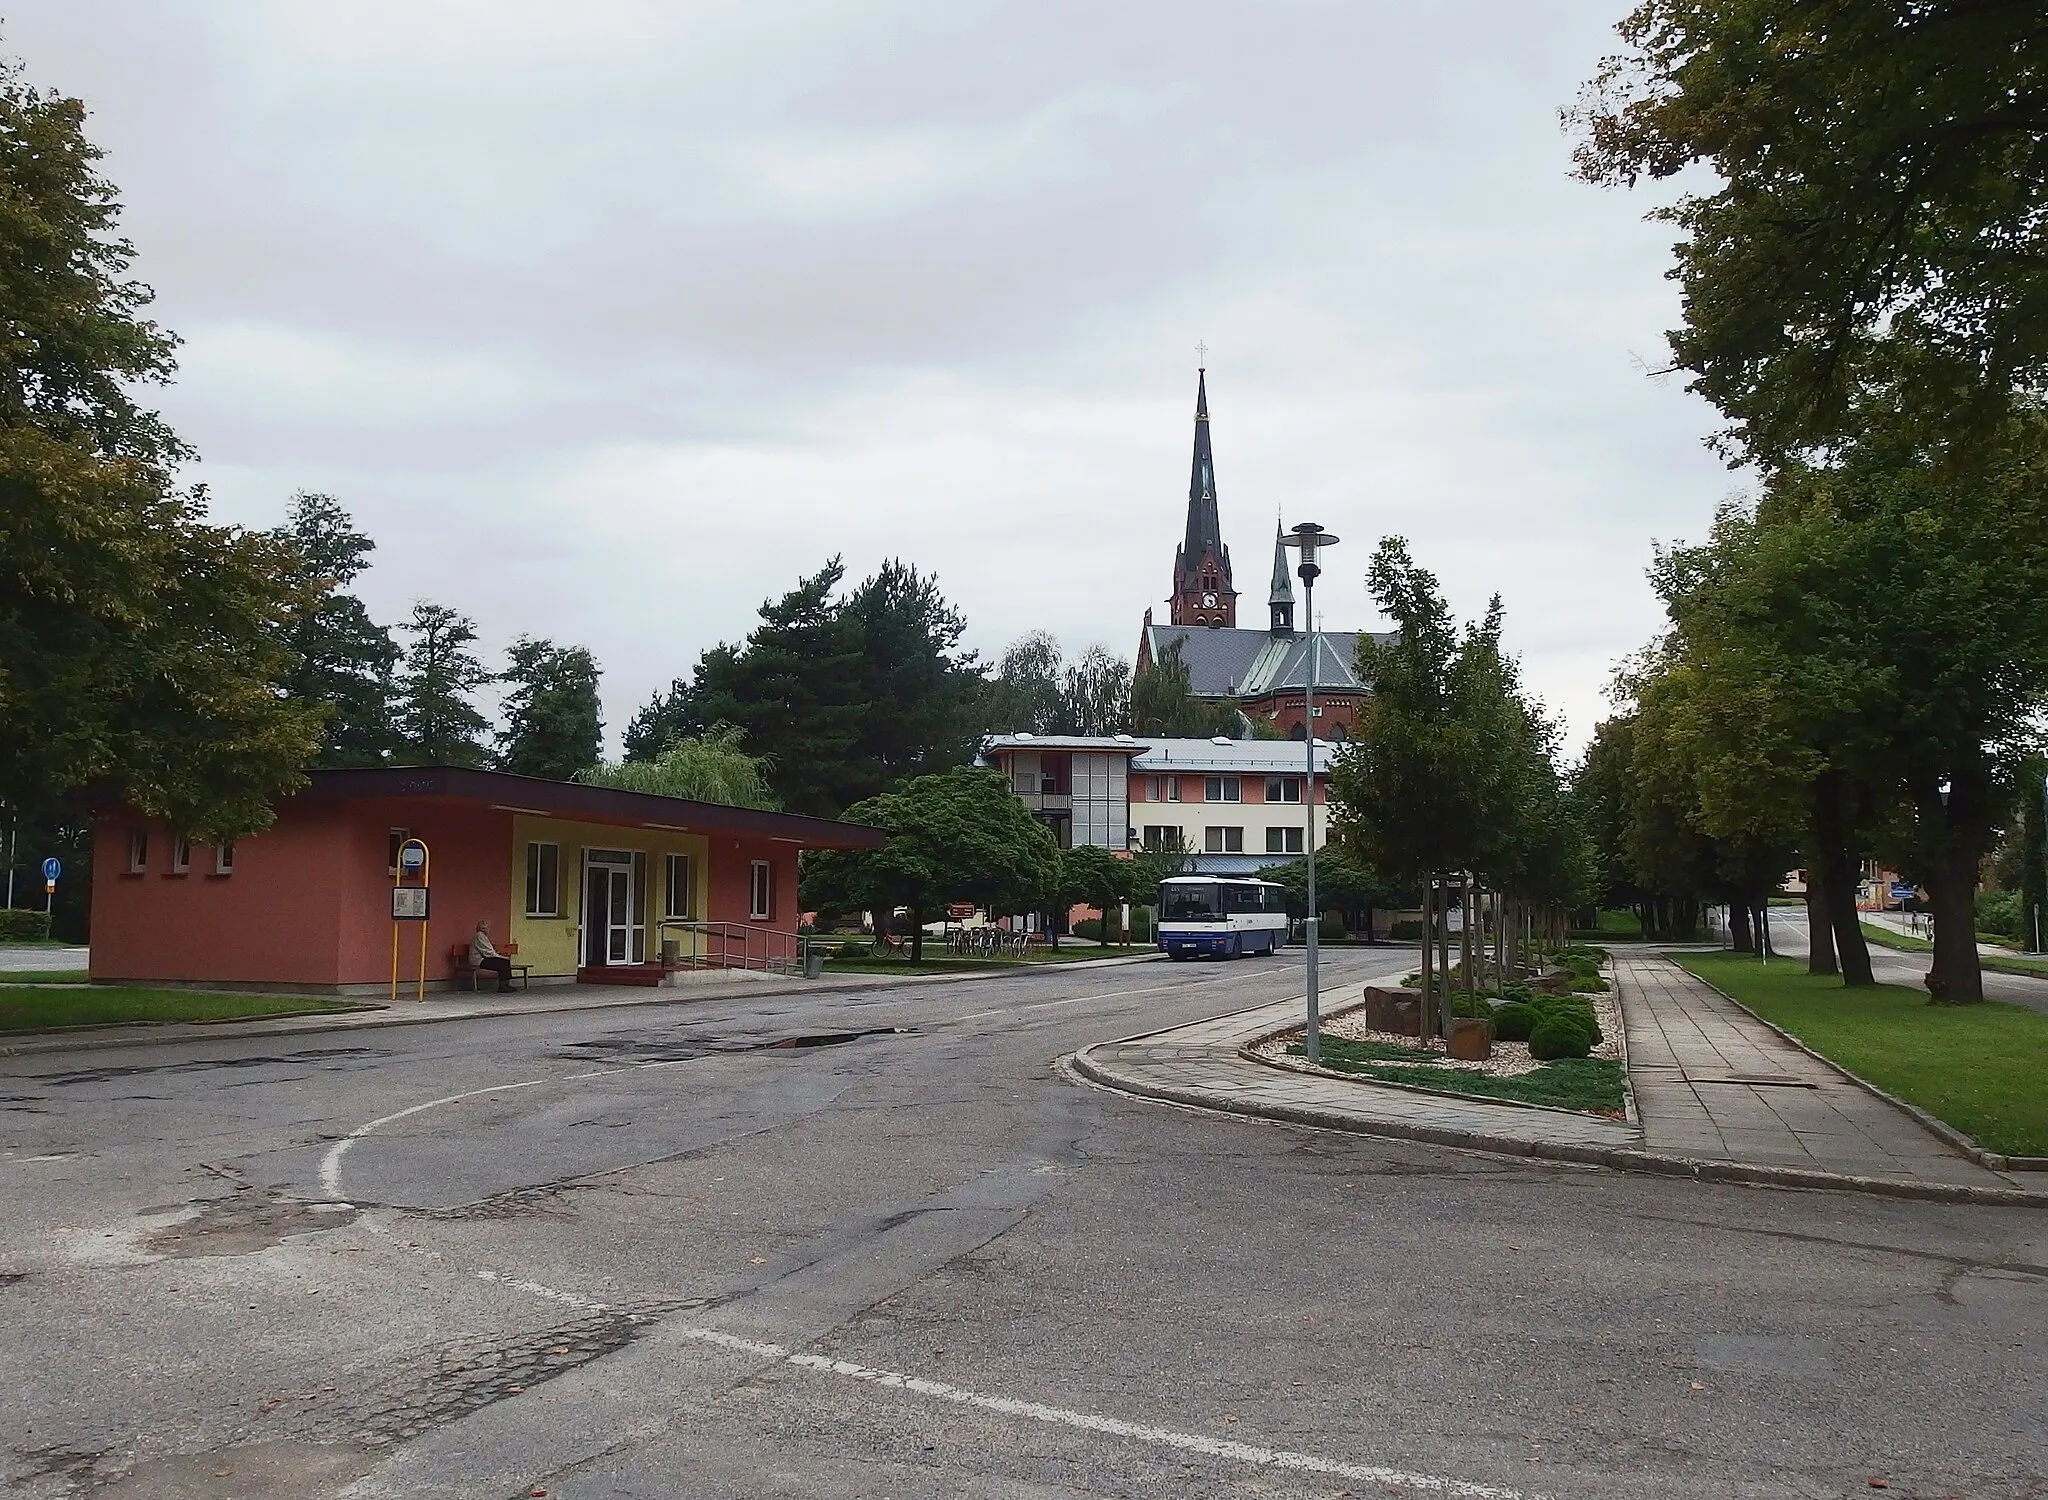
[837,940,869,959]
[1528,1014,1595,1060]
[1531,994,1601,1044]
[1498,980,1533,1005]
[1493,1003,1536,1042]
[1568,973,1610,994]
[0,909,51,941]
[1320,916,1348,941]
[1449,991,1496,1021]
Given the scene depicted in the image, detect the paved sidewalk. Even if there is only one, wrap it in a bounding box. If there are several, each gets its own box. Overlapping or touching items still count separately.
[1072,964,2042,1204]
[1617,956,2011,1188]
[0,945,87,972]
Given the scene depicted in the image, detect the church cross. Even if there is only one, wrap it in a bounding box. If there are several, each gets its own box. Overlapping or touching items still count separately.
[1195,340,1209,366]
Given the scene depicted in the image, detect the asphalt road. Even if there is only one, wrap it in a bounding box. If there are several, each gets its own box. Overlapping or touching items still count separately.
[2,948,2044,1500]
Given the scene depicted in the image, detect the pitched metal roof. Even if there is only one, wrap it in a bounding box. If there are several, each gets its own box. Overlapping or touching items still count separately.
[1144,625,1393,698]
[979,734,1152,756]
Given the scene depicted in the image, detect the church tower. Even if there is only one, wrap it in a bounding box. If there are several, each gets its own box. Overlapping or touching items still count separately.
[1267,519,1296,636]
[1168,369,1237,627]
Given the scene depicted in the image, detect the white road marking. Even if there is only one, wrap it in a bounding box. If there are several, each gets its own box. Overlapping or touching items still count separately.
[667,1326,1540,1498]
[320,1053,729,1200]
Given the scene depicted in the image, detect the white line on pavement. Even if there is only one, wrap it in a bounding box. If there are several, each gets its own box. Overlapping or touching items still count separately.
[669,1326,1540,1498]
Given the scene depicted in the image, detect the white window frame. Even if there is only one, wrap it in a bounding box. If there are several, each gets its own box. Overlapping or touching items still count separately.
[1265,776,1301,804]
[1205,777,1241,803]
[525,841,560,917]
[170,835,191,874]
[1204,826,1244,853]
[1265,826,1305,854]
[128,829,148,873]
[1164,776,1180,803]
[748,860,773,921]
[214,840,236,875]
[664,852,693,919]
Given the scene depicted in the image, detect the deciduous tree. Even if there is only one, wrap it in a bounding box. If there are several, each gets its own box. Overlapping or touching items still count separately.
[269,492,397,768]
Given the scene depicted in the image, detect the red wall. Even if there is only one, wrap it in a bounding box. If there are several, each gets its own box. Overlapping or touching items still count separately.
[91,806,352,985]
[705,835,799,928]
[90,798,514,989]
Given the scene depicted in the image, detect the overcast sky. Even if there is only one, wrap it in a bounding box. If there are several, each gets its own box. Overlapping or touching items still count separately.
[11,1,1738,755]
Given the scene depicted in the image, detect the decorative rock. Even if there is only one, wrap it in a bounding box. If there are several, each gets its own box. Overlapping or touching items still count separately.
[1361,986,1421,1037]
[1447,1017,1494,1061]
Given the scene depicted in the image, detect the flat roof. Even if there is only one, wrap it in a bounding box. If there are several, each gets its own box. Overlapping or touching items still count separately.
[1131,737,1338,773]
[980,734,1152,754]
[298,766,886,848]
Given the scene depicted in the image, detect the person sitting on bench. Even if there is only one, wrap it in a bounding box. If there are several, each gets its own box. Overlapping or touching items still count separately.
[470,919,516,993]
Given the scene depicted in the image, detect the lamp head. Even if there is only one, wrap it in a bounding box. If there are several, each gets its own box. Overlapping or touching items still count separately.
[1279,521,1339,584]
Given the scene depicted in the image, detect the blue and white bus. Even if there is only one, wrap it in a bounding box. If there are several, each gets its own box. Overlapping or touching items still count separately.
[1156,876,1289,959]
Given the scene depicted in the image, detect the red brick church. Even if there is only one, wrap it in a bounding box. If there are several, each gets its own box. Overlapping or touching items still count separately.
[1136,370,1383,740]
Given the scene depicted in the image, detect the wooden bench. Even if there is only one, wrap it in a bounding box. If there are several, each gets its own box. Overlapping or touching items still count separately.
[448,942,530,991]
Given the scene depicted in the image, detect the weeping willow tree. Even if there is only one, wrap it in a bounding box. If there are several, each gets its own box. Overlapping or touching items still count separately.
[576,725,778,810]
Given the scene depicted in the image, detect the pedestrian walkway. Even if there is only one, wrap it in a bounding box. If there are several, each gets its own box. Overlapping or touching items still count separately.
[1615,956,2010,1189]
[0,945,87,972]
[1072,960,2041,1204]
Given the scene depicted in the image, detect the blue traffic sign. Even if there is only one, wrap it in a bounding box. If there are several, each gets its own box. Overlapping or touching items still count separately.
[1889,881,1914,901]
[40,857,60,882]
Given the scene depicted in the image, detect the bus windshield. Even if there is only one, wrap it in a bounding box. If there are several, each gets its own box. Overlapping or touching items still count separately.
[1160,883,1221,922]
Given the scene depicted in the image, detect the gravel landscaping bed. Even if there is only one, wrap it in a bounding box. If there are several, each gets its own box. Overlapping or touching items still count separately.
[1250,981,1623,1079]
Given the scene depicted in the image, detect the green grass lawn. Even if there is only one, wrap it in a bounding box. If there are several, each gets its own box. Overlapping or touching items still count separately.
[1286,1035,1626,1114]
[1859,922,2048,979]
[0,987,361,1031]
[1673,951,2048,1157]
[0,937,72,948]
[1570,909,1645,940]
[0,970,90,984]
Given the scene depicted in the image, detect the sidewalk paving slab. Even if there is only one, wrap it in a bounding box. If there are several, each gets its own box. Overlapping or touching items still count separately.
[1070,963,2048,1207]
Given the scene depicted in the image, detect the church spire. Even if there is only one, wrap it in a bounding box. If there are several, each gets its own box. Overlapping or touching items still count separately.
[1169,367,1236,627]
[1268,518,1296,636]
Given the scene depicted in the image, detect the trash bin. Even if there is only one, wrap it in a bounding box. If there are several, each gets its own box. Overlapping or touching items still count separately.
[660,938,680,967]
[804,949,825,979]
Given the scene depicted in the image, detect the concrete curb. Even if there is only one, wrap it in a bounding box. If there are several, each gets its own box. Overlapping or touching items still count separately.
[1667,957,2048,1175]
[0,950,1165,1057]
[1068,1044,2048,1207]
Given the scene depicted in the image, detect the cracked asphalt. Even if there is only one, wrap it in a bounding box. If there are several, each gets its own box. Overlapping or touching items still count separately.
[1,949,2044,1499]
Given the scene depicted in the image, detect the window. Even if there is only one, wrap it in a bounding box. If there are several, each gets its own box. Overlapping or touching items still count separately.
[1164,776,1180,802]
[1204,777,1241,803]
[170,836,191,874]
[664,853,692,919]
[1039,752,1070,794]
[1161,883,1220,921]
[1265,827,1305,854]
[127,829,148,873]
[1204,826,1244,853]
[1142,825,1183,853]
[387,829,409,873]
[749,860,774,921]
[1329,724,1349,743]
[1264,777,1301,803]
[214,840,236,875]
[1289,724,1307,741]
[525,842,560,917]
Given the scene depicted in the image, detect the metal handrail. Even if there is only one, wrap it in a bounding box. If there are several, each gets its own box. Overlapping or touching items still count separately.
[655,919,808,975]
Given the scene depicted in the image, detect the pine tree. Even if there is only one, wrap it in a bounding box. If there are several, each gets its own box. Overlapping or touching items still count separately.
[270,492,397,767]
[392,602,491,767]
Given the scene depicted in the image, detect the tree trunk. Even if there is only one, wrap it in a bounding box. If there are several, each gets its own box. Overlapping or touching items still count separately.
[1811,771,1874,986]
[1803,869,1838,975]
[1418,884,1435,1048]
[909,906,925,964]
[1924,841,1985,1005]
[1729,901,1753,953]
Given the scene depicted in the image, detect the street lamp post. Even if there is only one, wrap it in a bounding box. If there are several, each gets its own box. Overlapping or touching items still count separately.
[1279,522,1339,1062]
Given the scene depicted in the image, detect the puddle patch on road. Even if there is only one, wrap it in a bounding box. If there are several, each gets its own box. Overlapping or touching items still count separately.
[28,1046,392,1088]
[146,1191,360,1258]
[554,1025,910,1064]
[84,1439,375,1500]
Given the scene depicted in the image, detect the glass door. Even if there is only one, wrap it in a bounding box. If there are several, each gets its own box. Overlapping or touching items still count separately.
[584,850,636,966]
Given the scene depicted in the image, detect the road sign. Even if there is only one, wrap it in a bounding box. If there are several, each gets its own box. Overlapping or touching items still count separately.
[41,857,60,882]
[1889,882,1915,902]
[391,886,430,921]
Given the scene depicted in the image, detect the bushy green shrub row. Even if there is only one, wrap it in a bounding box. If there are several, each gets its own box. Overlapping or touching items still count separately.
[1978,890,2025,942]
[1494,991,1603,1057]
[1073,913,1153,943]
[0,908,51,941]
